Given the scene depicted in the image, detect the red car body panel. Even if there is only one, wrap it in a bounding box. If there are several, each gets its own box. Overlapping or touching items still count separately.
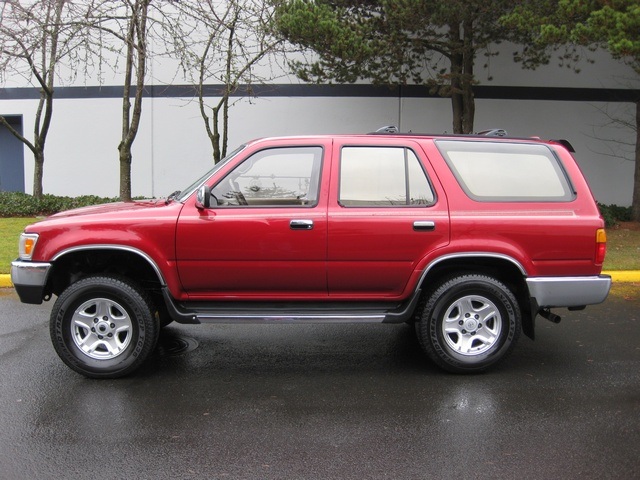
[19,134,606,304]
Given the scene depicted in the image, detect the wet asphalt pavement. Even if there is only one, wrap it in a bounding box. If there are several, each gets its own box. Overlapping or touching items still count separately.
[0,288,638,479]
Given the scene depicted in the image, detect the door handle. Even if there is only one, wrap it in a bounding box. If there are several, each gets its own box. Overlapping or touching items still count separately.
[413,221,436,231]
[290,219,314,230]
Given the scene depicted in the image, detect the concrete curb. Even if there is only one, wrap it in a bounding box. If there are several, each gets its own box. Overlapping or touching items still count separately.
[0,274,12,288]
[1,271,640,289]
[604,271,640,283]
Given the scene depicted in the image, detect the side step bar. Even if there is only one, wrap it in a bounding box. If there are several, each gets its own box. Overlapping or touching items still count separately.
[161,288,422,325]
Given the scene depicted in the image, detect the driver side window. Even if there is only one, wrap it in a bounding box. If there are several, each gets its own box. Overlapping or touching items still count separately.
[211,146,323,207]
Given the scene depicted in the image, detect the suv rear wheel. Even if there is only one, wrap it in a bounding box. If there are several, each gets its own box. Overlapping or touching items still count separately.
[416,274,521,373]
[50,275,159,378]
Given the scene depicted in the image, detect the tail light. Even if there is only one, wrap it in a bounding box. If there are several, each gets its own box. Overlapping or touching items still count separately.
[595,228,607,266]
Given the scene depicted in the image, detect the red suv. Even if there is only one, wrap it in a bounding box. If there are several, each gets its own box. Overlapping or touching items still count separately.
[12,131,611,378]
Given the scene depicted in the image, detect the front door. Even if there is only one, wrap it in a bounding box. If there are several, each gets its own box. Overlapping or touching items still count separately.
[176,143,330,299]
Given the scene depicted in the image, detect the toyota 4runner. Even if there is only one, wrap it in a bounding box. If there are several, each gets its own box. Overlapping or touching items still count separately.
[11,130,612,378]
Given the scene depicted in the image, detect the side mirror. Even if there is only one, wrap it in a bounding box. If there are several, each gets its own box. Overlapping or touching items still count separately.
[195,185,211,210]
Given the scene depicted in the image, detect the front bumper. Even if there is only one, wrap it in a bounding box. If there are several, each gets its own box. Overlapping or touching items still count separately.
[10,260,52,304]
[526,275,612,308]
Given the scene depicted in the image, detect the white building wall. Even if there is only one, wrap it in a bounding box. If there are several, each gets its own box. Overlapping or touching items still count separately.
[473,99,636,206]
[2,93,636,206]
[1,44,638,205]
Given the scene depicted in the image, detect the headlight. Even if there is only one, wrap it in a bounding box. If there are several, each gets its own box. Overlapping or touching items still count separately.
[18,233,39,260]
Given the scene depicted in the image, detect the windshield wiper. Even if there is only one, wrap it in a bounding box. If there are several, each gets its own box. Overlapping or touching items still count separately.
[165,190,181,204]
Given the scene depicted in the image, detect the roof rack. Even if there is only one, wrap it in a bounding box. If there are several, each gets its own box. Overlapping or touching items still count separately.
[370,126,509,137]
[366,127,578,151]
[477,129,508,137]
[375,125,399,133]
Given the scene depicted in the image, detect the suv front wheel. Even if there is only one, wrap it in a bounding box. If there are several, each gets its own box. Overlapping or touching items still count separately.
[50,275,160,378]
[416,274,521,373]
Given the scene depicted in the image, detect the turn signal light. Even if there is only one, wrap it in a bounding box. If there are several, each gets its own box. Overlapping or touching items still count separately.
[19,233,39,260]
[595,228,607,265]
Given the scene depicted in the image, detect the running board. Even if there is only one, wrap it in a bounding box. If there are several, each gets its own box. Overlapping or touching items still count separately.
[161,288,422,325]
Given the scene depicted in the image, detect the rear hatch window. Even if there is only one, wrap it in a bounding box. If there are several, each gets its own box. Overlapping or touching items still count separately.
[436,140,575,202]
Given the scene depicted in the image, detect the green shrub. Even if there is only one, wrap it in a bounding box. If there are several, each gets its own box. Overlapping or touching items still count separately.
[598,203,633,227]
[0,192,121,217]
[2,193,633,227]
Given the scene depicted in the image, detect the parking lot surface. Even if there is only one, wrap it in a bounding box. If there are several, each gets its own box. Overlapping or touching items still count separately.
[0,288,638,479]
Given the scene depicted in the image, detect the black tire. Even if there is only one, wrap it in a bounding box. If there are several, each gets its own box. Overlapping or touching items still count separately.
[416,274,521,373]
[50,275,160,379]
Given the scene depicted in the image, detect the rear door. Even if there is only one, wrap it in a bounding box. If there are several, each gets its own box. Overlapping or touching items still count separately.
[327,139,450,299]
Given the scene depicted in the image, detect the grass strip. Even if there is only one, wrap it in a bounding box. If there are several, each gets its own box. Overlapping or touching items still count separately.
[0,218,39,274]
[1,218,639,274]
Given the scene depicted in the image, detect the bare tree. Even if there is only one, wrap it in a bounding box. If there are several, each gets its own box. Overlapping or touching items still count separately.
[0,0,86,198]
[173,0,285,163]
[117,0,150,201]
[2,0,287,200]
[84,0,153,201]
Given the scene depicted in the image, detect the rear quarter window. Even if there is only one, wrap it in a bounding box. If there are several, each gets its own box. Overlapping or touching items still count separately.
[436,140,575,202]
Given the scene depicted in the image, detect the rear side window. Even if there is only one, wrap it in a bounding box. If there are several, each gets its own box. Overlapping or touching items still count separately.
[436,141,574,202]
[339,147,435,207]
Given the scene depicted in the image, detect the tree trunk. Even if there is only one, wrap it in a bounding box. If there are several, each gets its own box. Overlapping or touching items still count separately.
[119,16,135,202]
[118,0,149,201]
[212,107,221,163]
[118,147,132,201]
[210,95,230,164]
[222,94,229,159]
[632,100,640,222]
[33,91,54,200]
[33,150,45,199]
[449,23,463,134]
[448,21,475,134]
[461,18,475,134]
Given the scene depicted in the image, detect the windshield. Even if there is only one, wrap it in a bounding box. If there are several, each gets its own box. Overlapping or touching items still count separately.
[175,145,246,202]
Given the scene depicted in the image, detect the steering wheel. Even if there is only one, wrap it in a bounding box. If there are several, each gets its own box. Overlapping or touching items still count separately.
[234,191,248,206]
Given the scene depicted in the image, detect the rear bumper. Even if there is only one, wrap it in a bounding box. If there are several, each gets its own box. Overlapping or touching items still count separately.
[10,260,52,304]
[526,275,612,308]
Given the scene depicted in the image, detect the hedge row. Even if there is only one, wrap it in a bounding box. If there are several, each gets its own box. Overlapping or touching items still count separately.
[0,191,121,217]
[0,191,633,226]
[598,203,633,227]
